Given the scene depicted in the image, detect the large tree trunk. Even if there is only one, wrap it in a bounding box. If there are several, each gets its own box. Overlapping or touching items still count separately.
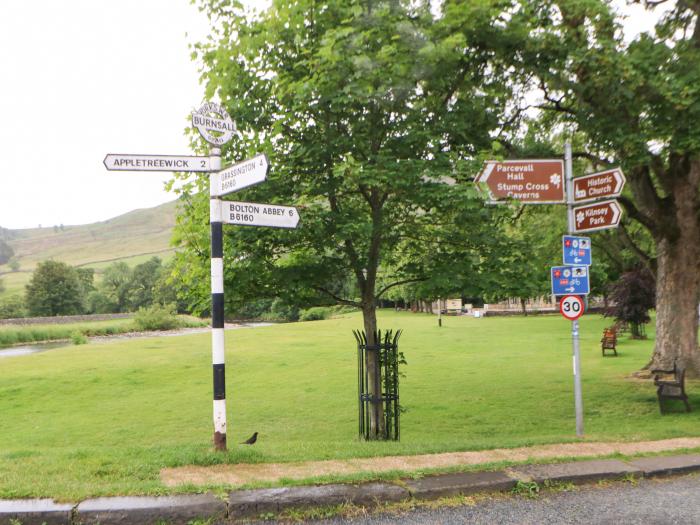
[362,303,386,438]
[649,232,700,375]
[648,176,700,376]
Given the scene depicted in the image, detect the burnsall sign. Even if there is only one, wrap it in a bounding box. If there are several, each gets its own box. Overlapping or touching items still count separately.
[475,160,565,203]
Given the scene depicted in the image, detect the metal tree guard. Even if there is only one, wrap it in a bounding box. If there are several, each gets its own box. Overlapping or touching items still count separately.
[354,329,403,441]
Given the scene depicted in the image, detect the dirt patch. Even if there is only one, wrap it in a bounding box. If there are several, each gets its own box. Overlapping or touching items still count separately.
[161,437,700,488]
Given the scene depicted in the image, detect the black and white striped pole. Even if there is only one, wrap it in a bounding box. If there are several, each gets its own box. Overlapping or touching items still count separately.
[209,146,227,451]
[192,102,236,451]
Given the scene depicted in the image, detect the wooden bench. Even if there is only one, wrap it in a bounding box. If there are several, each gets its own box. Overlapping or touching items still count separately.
[652,362,691,413]
[601,328,617,356]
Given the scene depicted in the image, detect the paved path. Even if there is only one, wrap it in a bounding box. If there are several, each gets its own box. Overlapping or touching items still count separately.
[310,474,700,524]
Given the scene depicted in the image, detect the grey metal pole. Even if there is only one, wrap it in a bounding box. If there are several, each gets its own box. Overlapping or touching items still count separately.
[209,146,227,451]
[565,142,584,437]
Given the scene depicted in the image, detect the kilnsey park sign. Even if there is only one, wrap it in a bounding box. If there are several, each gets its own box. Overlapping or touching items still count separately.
[105,101,299,453]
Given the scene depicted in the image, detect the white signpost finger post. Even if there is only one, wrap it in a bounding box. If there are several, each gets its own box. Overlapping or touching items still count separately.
[194,103,299,451]
[191,102,236,452]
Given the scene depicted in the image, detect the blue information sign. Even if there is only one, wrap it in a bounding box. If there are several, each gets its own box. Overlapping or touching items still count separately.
[562,235,592,266]
[551,265,590,295]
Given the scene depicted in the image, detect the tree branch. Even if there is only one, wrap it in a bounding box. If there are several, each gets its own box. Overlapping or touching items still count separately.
[376,277,428,299]
[313,286,362,308]
[617,223,657,276]
[617,195,660,235]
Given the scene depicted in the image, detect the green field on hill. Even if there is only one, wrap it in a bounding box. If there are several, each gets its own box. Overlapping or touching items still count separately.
[0,310,697,500]
[0,201,177,299]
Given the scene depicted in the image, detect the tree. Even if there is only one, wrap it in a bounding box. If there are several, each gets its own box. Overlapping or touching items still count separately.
[25,261,85,316]
[606,268,656,339]
[128,257,163,310]
[176,0,515,438]
[0,295,25,319]
[512,1,700,373]
[98,262,132,313]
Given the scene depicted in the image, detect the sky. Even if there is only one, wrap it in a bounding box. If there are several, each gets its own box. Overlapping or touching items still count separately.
[0,1,668,230]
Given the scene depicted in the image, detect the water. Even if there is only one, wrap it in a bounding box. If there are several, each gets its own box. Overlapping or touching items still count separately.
[0,341,72,359]
[0,322,274,359]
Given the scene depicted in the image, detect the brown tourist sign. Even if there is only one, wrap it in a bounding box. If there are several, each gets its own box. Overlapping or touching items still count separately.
[475,159,565,203]
[573,168,626,203]
[573,199,623,233]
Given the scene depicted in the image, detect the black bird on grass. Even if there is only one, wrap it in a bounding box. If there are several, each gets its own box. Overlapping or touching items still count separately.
[241,432,258,445]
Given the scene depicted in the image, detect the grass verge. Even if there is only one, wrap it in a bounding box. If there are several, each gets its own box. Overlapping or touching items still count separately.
[1,310,698,500]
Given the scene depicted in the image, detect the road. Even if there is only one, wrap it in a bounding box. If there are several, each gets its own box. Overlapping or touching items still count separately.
[308,474,700,524]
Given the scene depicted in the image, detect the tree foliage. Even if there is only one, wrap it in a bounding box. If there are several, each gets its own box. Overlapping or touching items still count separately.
[509,0,700,372]
[606,268,656,339]
[25,261,86,317]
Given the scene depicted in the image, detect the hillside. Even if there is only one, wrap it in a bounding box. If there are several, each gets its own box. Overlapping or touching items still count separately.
[0,200,178,297]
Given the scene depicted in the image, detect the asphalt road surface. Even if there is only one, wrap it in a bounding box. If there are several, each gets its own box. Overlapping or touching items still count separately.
[308,474,700,525]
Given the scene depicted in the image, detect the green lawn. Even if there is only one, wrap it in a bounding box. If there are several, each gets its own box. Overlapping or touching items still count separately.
[0,310,697,500]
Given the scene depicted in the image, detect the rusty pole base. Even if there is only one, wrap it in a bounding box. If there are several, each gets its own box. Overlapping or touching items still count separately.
[214,431,227,451]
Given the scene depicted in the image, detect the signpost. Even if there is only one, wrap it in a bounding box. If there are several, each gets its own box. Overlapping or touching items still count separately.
[475,150,626,439]
[215,153,269,197]
[559,295,585,321]
[573,199,623,233]
[562,235,592,266]
[103,154,212,172]
[217,201,299,229]
[105,100,299,453]
[475,159,565,203]
[573,168,625,203]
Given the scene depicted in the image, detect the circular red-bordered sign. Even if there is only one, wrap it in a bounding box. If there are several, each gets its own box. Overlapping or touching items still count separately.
[559,295,584,321]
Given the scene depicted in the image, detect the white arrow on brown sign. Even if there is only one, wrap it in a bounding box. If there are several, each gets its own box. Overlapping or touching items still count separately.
[573,168,626,203]
[573,199,623,233]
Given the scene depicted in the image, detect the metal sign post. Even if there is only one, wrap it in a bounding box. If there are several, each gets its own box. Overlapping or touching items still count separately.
[565,142,584,437]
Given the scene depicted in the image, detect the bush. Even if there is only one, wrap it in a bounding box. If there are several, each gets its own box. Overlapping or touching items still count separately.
[299,307,332,321]
[133,304,182,331]
[262,299,299,322]
[70,331,88,345]
[0,295,26,319]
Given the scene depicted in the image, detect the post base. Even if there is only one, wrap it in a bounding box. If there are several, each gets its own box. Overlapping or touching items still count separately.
[213,431,227,451]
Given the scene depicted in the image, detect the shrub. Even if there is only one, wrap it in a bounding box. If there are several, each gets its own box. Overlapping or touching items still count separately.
[263,299,299,322]
[133,304,182,331]
[0,295,26,319]
[70,331,88,345]
[299,307,332,322]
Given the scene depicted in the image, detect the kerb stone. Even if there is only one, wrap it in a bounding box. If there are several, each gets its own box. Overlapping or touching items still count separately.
[75,494,226,525]
[0,499,73,525]
[229,482,408,518]
[629,454,700,477]
[510,459,641,485]
[405,471,516,500]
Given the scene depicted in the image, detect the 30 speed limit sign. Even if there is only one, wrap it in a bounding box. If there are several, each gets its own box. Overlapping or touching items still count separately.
[559,295,584,321]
